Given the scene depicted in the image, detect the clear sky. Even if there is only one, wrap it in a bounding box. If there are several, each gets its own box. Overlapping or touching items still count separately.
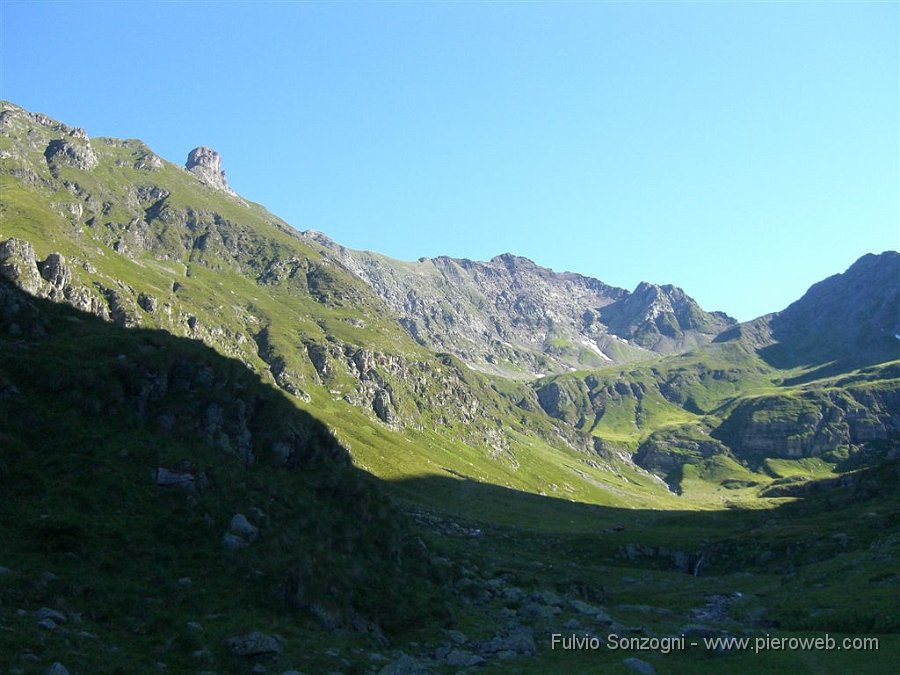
[1,1,897,321]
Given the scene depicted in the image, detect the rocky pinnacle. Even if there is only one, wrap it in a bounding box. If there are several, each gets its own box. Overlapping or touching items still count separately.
[185,146,233,193]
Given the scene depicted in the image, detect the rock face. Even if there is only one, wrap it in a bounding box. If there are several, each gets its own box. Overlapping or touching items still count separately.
[301,233,734,378]
[714,386,900,462]
[0,238,108,318]
[600,281,734,352]
[44,135,98,171]
[185,146,233,193]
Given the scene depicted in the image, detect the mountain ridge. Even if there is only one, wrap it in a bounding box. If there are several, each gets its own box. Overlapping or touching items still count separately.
[300,229,736,378]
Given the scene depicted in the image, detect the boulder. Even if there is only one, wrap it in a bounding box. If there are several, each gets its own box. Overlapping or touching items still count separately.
[444,649,484,667]
[34,607,67,626]
[155,467,194,489]
[223,631,282,657]
[229,513,259,542]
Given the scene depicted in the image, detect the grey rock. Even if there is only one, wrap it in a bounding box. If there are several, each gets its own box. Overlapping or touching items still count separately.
[46,664,71,675]
[37,618,58,630]
[222,513,259,551]
[568,599,612,624]
[0,565,12,574]
[44,137,98,170]
[223,631,282,657]
[0,238,42,294]
[623,657,656,675]
[444,649,484,667]
[38,253,71,289]
[478,627,535,657]
[185,147,234,194]
[138,293,158,313]
[155,467,194,489]
[521,601,561,619]
[616,604,674,616]
[378,653,431,674]
[445,629,468,644]
[222,533,246,550]
[229,513,259,542]
[502,586,526,603]
[34,607,67,625]
[373,388,396,424]
[533,590,562,606]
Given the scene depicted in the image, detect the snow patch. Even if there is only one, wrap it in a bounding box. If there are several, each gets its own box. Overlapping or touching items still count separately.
[579,339,613,362]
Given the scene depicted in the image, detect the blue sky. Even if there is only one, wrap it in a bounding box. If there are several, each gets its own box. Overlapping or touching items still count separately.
[1,1,897,320]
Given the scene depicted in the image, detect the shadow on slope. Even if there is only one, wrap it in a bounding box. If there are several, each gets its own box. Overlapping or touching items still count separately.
[0,280,444,670]
[386,463,899,582]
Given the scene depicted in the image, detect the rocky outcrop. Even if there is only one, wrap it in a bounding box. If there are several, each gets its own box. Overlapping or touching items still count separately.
[634,429,732,491]
[714,386,900,462]
[44,136,98,171]
[185,146,233,193]
[0,238,43,294]
[0,238,108,318]
[600,281,734,352]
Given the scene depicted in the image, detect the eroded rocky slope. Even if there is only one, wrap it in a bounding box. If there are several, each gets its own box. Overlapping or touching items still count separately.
[302,232,735,378]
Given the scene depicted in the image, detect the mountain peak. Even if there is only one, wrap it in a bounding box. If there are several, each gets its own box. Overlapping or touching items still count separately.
[185,146,233,193]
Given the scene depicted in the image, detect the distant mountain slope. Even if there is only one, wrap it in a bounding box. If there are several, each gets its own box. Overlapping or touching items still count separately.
[716,251,900,373]
[302,232,735,378]
[532,252,900,493]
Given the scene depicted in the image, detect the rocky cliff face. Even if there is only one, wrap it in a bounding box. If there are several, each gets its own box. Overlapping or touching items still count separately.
[600,281,735,352]
[713,385,900,463]
[301,233,734,378]
[185,146,234,194]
